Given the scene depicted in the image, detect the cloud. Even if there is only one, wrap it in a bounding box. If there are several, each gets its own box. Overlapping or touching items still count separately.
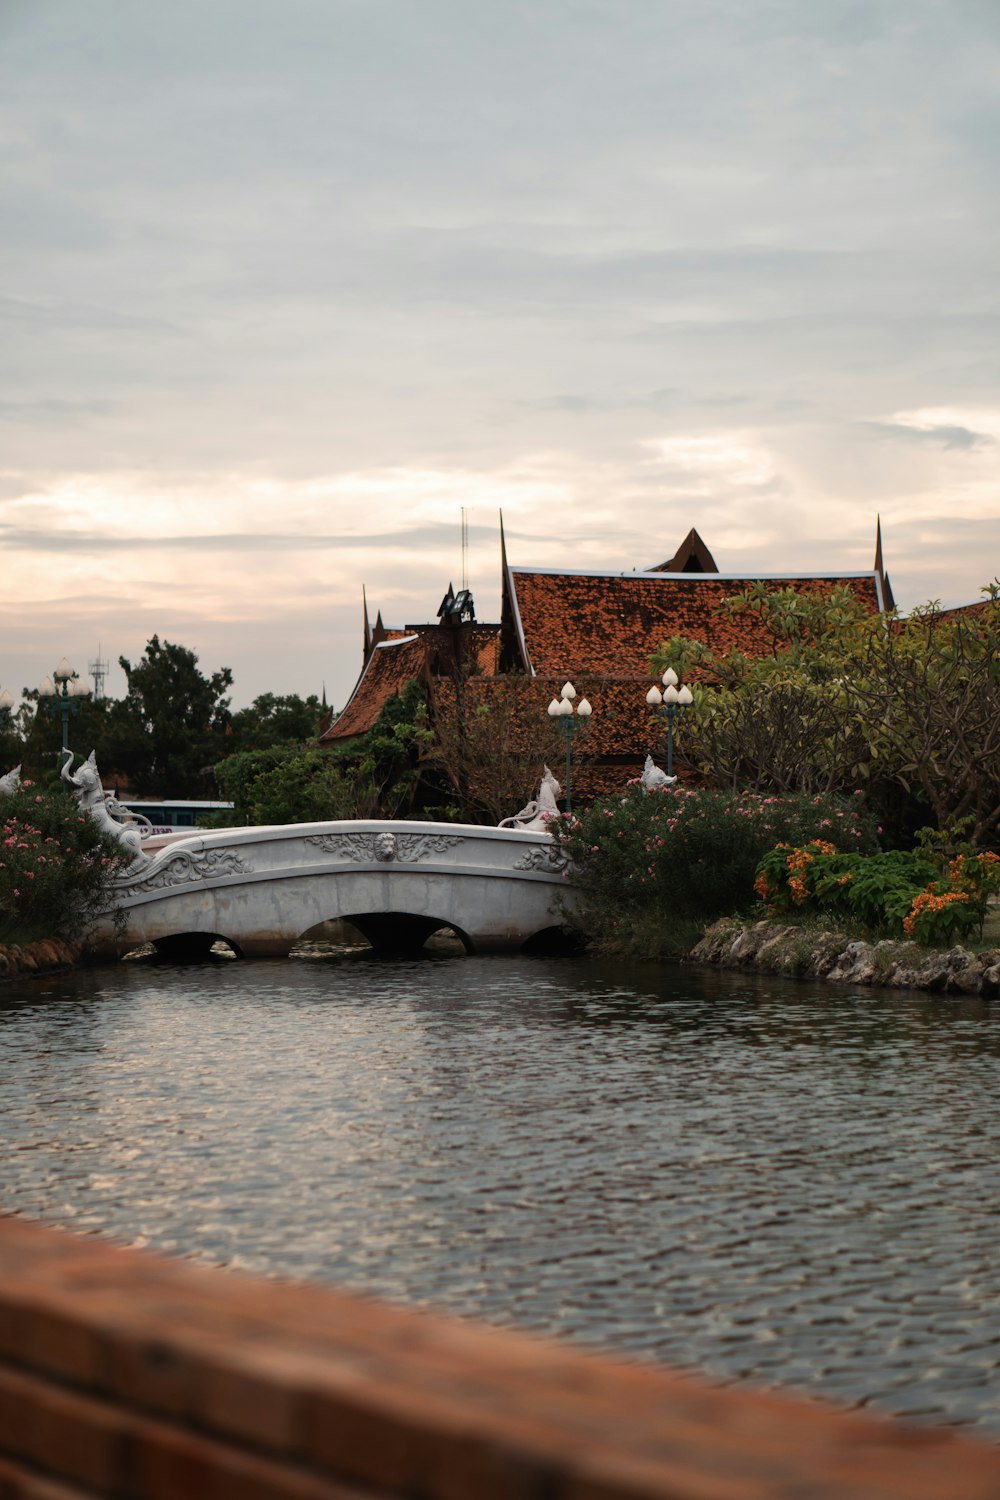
[863,421,992,451]
[1,0,998,705]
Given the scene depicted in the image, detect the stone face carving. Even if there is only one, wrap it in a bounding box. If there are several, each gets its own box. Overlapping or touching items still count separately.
[641,754,676,790]
[499,767,561,831]
[374,832,397,862]
[0,765,21,797]
[512,843,569,874]
[306,831,462,863]
[61,749,147,865]
[113,846,253,898]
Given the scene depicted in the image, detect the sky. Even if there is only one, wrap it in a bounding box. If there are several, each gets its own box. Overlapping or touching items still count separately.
[3,0,999,710]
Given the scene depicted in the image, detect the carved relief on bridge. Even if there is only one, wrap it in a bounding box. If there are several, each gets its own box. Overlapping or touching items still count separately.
[305,831,463,864]
[114,847,253,898]
[512,843,569,874]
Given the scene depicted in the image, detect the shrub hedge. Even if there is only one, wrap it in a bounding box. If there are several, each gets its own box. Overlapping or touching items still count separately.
[552,785,877,957]
[0,780,125,945]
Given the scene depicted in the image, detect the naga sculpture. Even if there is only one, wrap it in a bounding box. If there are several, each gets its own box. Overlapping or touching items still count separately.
[60,749,148,865]
[641,754,676,790]
[499,766,562,831]
[0,765,21,797]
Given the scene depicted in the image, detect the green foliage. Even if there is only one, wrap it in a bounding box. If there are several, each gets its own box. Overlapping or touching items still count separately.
[227,693,324,755]
[16,692,117,789]
[212,746,369,826]
[213,679,435,825]
[756,838,1000,946]
[111,636,234,798]
[551,786,877,958]
[651,581,1000,841]
[0,780,125,944]
[755,843,936,934]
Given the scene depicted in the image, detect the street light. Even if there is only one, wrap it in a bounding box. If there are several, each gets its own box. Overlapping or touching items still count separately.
[546,681,592,815]
[38,658,90,754]
[645,667,693,779]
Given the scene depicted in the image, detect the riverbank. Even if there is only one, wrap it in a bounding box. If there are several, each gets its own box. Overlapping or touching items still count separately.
[0,937,83,982]
[692,916,1000,996]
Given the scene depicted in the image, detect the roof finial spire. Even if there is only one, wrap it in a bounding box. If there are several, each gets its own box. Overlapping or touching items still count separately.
[874,516,895,611]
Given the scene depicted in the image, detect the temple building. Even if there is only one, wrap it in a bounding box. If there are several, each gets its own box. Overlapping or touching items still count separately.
[321,521,894,799]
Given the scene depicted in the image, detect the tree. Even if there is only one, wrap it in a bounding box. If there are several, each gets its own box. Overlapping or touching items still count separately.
[110,636,233,797]
[227,693,324,755]
[16,691,117,788]
[652,581,1000,845]
[652,585,873,797]
[855,589,1000,841]
[213,680,435,824]
[429,672,560,824]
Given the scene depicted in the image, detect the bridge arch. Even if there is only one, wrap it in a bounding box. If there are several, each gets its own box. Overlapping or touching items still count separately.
[334,912,474,956]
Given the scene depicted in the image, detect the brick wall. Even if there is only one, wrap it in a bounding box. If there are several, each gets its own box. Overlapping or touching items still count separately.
[0,1214,997,1499]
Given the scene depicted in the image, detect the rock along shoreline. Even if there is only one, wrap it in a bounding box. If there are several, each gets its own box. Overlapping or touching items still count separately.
[692,917,1000,998]
[0,939,83,983]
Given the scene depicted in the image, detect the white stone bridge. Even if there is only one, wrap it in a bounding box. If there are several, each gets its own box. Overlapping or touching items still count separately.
[93,820,577,960]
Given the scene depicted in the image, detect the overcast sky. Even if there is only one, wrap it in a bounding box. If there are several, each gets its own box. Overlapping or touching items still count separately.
[3,0,999,710]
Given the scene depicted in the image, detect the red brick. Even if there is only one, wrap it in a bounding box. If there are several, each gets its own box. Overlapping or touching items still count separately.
[0,1451,98,1500]
[5,1217,1000,1500]
[123,1419,370,1500]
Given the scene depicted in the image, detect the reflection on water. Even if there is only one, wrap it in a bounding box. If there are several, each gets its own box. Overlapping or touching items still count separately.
[3,954,1000,1430]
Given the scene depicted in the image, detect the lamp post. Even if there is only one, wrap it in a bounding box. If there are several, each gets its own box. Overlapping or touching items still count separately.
[38,658,89,755]
[645,667,693,779]
[546,681,592,815]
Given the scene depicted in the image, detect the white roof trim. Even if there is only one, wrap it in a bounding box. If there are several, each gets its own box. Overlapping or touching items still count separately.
[507,567,882,582]
[504,551,534,677]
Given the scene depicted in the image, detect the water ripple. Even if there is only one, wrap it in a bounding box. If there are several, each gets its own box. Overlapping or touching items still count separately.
[2,955,1000,1430]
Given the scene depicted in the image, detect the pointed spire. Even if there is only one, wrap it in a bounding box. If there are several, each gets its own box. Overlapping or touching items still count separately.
[321,681,328,711]
[500,508,508,571]
[363,586,372,660]
[874,516,895,610]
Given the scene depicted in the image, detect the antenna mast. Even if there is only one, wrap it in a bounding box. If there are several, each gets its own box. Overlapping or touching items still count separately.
[89,645,110,700]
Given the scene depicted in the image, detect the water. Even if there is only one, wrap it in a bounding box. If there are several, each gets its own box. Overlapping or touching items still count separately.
[2,952,1000,1431]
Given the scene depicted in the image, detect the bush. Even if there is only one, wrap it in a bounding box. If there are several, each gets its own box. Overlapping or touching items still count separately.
[0,780,125,945]
[755,843,935,933]
[552,786,877,957]
[755,839,1000,945]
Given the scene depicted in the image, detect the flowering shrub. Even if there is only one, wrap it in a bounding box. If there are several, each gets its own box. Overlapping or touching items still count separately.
[756,840,1000,945]
[0,781,125,944]
[756,844,935,933]
[551,785,877,956]
[902,852,1000,945]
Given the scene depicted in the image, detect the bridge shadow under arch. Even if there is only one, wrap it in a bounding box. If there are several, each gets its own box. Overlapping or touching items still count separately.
[321,912,474,957]
[149,932,245,963]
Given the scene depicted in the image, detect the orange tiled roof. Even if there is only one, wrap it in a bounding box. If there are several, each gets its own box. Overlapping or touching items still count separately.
[323,625,502,742]
[321,634,429,742]
[505,570,884,677]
